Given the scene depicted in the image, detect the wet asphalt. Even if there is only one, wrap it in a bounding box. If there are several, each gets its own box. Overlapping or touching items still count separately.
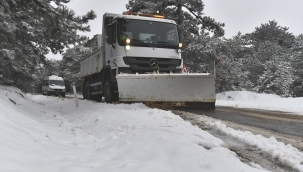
[175,106,303,138]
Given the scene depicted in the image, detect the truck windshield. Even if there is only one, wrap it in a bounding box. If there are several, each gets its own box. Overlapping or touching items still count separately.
[117,18,179,49]
[49,80,64,86]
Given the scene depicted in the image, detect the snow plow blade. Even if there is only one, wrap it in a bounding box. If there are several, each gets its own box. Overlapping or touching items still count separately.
[116,73,216,108]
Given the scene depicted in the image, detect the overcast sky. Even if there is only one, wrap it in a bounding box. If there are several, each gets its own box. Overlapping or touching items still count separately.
[47,0,303,60]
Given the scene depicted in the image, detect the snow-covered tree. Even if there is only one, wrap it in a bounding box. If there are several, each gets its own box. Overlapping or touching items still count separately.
[59,45,90,91]
[184,32,222,71]
[239,21,296,96]
[44,59,60,76]
[290,34,303,97]
[254,41,293,97]
[0,0,96,92]
[126,0,225,37]
[216,33,255,92]
[247,20,295,49]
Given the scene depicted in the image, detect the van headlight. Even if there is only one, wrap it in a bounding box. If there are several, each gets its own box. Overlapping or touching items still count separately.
[63,89,66,92]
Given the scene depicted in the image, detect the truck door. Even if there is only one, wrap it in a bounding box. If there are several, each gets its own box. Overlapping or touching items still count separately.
[105,20,117,69]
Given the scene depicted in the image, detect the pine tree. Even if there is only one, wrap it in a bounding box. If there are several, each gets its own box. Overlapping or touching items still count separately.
[255,41,293,96]
[184,32,222,72]
[247,20,295,49]
[0,0,96,92]
[126,0,224,37]
[59,45,90,91]
[290,34,303,97]
[44,59,60,76]
[216,33,255,92]
[243,21,296,96]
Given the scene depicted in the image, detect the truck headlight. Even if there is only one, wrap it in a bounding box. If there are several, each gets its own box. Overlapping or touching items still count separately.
[178,43,183,48]
[125,45,131,50]
[125,38,131,44]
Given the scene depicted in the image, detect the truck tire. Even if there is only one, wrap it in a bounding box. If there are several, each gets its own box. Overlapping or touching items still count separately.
[95,94,103,102]
[84,81,91,100]
[104,79,113,103]
[83,82,86,99]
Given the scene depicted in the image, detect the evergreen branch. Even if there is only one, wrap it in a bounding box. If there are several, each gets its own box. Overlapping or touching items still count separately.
[181,4,201,20]
[18,27,43,57]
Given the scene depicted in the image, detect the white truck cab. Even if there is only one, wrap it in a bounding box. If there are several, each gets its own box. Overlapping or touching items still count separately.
[79,12,216,108]
[42,75,66,97]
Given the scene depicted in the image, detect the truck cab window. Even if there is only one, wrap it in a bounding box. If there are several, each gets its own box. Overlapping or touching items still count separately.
[106,21,117,45]
[117,18,179,49]
[106,26,112,44]
[166,28,177,42]
[112,23,116,44]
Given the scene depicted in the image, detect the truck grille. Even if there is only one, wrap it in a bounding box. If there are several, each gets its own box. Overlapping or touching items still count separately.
[123,57,181,72]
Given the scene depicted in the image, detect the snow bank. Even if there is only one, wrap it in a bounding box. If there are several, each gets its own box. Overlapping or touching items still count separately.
[204,120,303,172]
[0,85,265,172]
[217,91,303,115]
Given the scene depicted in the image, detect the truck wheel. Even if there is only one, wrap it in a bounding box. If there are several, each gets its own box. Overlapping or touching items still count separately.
[82,82,86,99]
[85,81,91,100]
[104,79,113,103]
[95,94,102,102]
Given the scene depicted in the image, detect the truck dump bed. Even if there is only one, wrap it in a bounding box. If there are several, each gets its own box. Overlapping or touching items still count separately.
[80,34,103,77]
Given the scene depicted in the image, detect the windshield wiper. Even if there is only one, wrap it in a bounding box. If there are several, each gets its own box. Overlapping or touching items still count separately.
[131,39,143,43]
[156,41,171,45]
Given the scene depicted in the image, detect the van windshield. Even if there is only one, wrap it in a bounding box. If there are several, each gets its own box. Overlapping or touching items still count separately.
[49,80,64,86]
[117,18,179,49]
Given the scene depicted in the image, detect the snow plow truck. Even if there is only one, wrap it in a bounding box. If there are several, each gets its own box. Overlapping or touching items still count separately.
[80,12,216,108]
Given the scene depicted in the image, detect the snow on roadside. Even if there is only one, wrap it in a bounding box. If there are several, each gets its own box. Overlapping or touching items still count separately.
[0,85,266,172]
[201,117,303,172]
[216,91,303,115]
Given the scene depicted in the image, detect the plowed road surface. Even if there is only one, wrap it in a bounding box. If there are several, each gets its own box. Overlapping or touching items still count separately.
[170,106,303,172]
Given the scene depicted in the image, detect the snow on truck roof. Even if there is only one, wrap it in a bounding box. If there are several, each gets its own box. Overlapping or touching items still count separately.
[105,12,177,25]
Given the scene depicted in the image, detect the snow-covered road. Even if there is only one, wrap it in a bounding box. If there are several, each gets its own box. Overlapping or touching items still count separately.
[1,85,303,172]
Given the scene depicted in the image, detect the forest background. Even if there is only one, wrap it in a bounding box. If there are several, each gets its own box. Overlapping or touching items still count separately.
[1,0,302,97]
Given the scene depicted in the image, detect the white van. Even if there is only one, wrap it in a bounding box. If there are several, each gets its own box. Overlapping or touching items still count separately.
[42,75,66,97]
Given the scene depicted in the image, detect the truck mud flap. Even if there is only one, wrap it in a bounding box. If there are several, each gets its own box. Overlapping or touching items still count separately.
[116,73,216,103]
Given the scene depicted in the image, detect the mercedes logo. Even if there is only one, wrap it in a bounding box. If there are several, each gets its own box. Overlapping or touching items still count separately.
[150,59,158,68]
